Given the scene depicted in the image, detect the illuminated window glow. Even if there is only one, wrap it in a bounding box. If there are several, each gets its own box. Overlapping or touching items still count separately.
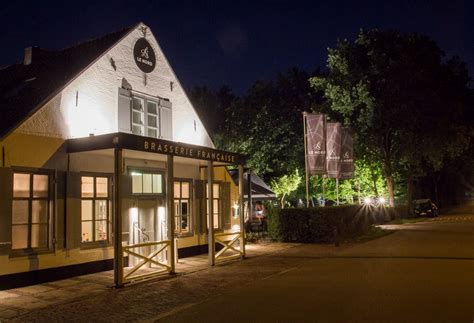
[81,176,110,243]
[174,180,191,234]
[12,173,50,250]
[131,171,163,195]
[206,183,220,229]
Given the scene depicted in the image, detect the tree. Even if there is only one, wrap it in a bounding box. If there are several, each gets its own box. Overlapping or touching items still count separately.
[188,85,236,136]
[271,169,302,208]
[311,29,472,206]
[216,67,322,181]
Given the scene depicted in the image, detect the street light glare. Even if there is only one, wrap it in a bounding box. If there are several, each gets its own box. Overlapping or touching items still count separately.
[363,197,373,205]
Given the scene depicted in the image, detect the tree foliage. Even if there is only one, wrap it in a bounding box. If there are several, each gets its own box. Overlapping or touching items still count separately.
[214,67,322,180]
[310,29,472,206]
[270,169,302,208]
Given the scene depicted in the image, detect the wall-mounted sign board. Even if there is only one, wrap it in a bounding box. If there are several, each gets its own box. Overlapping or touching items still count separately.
[67,132,246,165]
[133,38,156,73]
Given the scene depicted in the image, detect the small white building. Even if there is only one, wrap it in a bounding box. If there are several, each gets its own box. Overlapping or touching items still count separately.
[0,22,247,289]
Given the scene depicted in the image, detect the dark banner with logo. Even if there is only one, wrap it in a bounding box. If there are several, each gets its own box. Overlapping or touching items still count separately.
[306,114,326,175]
[326,122,342,178]
[340,127,354,179]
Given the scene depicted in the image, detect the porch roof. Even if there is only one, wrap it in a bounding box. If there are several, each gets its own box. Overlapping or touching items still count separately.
[67,132,246,165]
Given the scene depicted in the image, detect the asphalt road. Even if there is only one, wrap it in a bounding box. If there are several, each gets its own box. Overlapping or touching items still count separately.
[8,217,473,322]
[158,220,474,323]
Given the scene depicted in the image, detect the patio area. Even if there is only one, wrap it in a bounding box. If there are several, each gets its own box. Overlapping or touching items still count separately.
[0,242,291,321]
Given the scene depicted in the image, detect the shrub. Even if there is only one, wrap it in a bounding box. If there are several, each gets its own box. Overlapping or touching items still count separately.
[267,205,377,243]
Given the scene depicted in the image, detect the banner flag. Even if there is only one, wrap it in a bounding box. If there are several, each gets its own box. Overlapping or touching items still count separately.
[326,122,342,178]
[306,114,326,175]
[340,127,354,179]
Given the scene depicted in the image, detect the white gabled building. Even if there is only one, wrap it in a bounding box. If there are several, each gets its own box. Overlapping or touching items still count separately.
[0,22,247,289]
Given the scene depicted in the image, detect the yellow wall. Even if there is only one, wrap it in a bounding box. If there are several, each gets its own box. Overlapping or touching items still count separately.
[1,133,65,168]
[0,132,243,276]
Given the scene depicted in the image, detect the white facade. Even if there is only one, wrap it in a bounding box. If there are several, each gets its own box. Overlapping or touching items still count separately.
[16,23,213,147]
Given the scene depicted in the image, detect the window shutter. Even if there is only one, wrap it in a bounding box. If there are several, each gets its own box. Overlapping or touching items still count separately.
[0,168,13,253]
[118,88,132,133]
[66,172,82,249]
[221,182,231,230]
[160,100,172,140]
[56,171,67,249]
[194,180,206,234]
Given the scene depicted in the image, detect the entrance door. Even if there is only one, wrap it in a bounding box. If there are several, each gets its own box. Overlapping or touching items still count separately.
[129,198,168,267]
[131,198,167,245]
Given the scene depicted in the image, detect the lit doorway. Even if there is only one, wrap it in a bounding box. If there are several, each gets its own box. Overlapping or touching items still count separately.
[124,198,171,281]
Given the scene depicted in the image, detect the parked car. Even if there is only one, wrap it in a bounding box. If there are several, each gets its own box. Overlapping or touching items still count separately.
[413,199,439,217]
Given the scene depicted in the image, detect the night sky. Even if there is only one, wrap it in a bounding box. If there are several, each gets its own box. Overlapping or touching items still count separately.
[0,0,472,94]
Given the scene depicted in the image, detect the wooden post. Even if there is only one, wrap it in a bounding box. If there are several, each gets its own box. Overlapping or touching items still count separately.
[207,161,215,266]
[303,112,310,207]
[167,155,175,273]
[238,165,246,258]
[336,178,340,206]
[113,148,123,288]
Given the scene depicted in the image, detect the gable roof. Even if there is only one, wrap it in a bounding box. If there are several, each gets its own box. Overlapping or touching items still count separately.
[0,23,138,140]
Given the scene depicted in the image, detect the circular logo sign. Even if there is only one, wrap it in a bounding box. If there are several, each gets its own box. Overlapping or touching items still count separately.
[133,38,156,73]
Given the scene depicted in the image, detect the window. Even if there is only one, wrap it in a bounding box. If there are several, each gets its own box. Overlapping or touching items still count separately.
[131,170,163,195]
[206,183,220,229]
[174,180,191,235]
[147,101,159,138]
[12,172,51,250]
[131,97,145,136]
[81,176,110,243]
[118,88,172,139]
[131,95,160,139]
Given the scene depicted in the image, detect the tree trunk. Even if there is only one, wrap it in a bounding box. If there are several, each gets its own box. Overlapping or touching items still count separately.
[384,160,395,207]
[407,173,414,213]
[386,175,395,207]
[357,180,361,204]
[280,193,286,209]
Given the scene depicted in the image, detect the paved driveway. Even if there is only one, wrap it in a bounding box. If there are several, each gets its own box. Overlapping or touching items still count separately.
[4,218,474,322]
[158,220,474,323]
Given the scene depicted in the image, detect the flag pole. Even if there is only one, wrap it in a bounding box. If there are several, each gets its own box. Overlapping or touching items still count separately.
[303,112,310,208]
[322,175,326,206]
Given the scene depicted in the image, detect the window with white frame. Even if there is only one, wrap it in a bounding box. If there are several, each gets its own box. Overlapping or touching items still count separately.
[118,88,172,140]
[131,97,145,136]
[12,172,51,250]
[81,176,110,243]
[206,183,220,229]
[174,180,191,234]
[131,96,160,138]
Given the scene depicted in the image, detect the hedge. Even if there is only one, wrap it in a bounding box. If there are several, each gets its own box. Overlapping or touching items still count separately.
[267,205,411,243]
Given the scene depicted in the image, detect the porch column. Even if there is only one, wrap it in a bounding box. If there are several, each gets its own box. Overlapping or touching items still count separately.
[113,148,123,288]
[207,160,215,266]
[238,165,246,258]
[167,155,176,274]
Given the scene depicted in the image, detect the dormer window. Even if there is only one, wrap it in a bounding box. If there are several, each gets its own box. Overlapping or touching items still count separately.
[118,88,173,140]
